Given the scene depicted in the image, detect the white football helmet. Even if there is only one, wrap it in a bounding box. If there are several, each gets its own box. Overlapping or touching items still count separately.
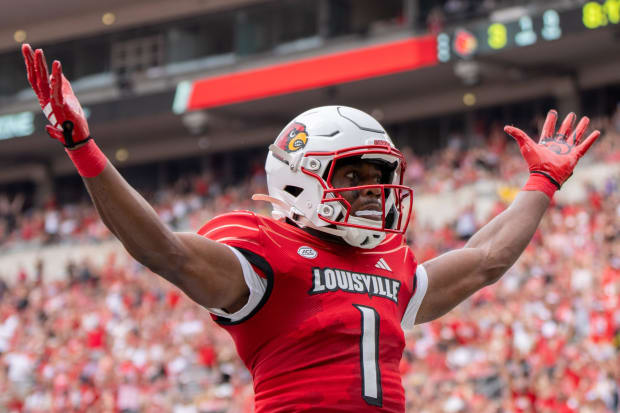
[255,106,413,249]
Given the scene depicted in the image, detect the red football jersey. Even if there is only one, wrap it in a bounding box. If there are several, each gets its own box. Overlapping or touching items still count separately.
[198,211,419,412]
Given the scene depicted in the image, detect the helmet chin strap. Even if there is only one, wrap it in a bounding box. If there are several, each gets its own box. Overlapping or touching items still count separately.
[252,193,385,248]
[252,193,289,210]
[296,216,347,238]
[252,193,347,238]
[338,218,386,249]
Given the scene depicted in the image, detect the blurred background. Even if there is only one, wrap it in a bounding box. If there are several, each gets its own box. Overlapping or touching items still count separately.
[0,0,618,412]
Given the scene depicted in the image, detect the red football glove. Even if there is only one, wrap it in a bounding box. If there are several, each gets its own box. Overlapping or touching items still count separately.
[504,110,600,189]
[22,44,90,148]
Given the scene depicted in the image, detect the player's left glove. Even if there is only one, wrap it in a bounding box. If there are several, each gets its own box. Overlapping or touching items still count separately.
[504,110,600,198]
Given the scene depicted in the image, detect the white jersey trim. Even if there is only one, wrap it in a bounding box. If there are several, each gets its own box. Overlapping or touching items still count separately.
[208,246,267,322]
[400,264,429,331]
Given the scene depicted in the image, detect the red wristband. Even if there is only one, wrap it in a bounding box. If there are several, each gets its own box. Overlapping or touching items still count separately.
[65,139,108,178]
[523,174,557,200]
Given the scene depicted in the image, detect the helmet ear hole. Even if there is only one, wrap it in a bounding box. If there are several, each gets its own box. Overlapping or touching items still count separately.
[284,185,304,197]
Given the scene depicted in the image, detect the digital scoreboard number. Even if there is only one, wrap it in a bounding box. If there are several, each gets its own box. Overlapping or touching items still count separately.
[583,0,620,28]
[437,0,620,62]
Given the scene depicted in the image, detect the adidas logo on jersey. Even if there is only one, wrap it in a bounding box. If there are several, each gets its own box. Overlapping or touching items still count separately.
[375,258,392,272]
[309,267,401,304]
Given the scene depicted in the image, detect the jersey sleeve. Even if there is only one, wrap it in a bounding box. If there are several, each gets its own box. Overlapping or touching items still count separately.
[197,211,273,323]
[401,264,429,331]
[207,246,268,322]
[197,210,265,258]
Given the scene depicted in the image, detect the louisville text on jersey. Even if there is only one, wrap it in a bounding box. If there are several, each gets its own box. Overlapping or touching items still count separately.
[308,267,401,304]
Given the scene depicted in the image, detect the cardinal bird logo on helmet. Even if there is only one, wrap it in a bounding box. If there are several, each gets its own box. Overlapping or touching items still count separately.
[276,122,308,153]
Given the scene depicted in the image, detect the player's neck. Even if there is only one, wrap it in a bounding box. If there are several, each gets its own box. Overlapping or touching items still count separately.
[285,218,348,246]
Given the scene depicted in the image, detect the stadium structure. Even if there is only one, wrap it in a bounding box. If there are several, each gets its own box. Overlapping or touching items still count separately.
[0,0,618,204]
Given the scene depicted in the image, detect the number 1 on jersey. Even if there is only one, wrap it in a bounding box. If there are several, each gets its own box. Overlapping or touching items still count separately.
[354,304,382,406]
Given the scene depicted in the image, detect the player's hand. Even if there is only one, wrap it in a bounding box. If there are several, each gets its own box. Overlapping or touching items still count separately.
[504,110,600,188]
[22,44,90,149]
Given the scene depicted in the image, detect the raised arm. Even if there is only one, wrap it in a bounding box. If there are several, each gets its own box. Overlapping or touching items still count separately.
[81,164,249,312]
[22,44,248,312]
[415,110,600,324]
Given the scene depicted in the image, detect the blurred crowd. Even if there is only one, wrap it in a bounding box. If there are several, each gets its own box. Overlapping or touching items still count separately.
[403,174,620,413]
[0,253,253,412]
[0,109,619,412]
[1,110,619,253]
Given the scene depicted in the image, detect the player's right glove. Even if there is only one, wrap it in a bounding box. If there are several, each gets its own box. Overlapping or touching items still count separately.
[22,44,107,177]
[504,110,600,199]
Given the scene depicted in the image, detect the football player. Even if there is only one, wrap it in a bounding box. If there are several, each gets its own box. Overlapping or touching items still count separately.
[22,44,599,412]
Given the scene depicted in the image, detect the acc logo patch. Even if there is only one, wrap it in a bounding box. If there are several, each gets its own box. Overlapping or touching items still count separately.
[297,246,317,259]
[276,122,308,153]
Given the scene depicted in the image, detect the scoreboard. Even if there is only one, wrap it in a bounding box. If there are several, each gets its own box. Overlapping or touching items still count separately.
[437,0,620,61]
